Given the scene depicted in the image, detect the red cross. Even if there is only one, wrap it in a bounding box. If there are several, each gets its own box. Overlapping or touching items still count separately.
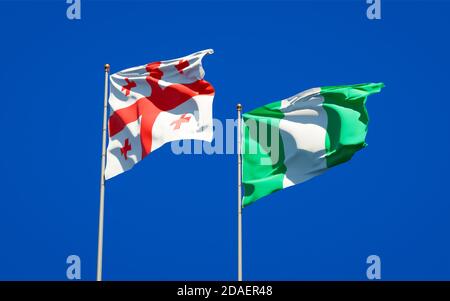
[108,61,214,159]
[170,113,191,130]
[121,78,136,96]
[175,59,189,74]
[120,138,132,160]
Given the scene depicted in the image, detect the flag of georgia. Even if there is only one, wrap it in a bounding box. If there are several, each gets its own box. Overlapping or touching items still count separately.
[105,49,215,180]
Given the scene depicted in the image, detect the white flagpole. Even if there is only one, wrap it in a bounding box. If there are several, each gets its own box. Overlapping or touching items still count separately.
[237,103,243,281]
[97,63,110,281]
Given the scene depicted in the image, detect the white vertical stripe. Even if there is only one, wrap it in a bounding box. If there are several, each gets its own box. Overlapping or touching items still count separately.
[278,92,328,188]
[280,87,321,110]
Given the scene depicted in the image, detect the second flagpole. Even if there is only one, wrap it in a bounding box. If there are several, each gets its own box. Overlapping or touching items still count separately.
[97,63,110,281]
[237,103,243,281]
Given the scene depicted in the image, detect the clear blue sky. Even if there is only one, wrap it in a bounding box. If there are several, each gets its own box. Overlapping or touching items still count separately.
[1,0,450,280]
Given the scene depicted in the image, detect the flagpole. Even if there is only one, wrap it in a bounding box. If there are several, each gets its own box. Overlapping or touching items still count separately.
[237,103,243,281]
[97,63,110,281]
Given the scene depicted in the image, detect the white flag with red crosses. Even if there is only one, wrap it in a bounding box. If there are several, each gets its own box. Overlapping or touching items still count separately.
[104,49,215,180]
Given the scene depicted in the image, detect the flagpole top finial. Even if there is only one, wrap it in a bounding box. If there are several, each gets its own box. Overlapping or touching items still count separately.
[237,103,242,111]
[104,64,110,72]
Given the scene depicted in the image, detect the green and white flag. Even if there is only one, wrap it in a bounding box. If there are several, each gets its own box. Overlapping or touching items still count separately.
[241,83,384,207]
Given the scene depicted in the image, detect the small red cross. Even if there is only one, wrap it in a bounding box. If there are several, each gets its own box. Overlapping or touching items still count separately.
[175,59,189,74]
[121,78,137,96]
[120,138,132,160]
[170,113,191,130]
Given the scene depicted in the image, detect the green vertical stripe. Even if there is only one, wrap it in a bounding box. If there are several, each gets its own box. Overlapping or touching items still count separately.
[242,101,286,207]
[321,83,384,168]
